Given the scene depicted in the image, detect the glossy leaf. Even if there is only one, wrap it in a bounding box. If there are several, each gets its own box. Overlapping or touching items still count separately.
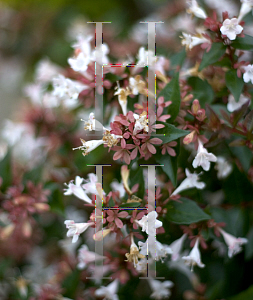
[158,73,181,122]
[152,121,189,144]
[225,69,244,102]
[166,197,211,224]
[231,34,253,51]
[199,43,226,71]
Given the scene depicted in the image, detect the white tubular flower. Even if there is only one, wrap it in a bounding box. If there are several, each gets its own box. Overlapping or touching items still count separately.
[35,58,61,83]
[114,84,131,116]
[192,140,217,171]
[77,244,105,269]
[227,94,250,112]
[137,47,157,67]
[238,0,253,22]
[181,32,210,51]
[1,120,31,146]
[139,235,172,262]
[64,220,93,243]
[220,18,243,41]
[243,64,253,84]
[81,112,105,132]
[94,279,119,300]
[148,278,174,300]
[64,176,92,204]
[52,74,87,103]
[68,52,91,73]
[73,138,105,156]
[125,235,145,268]
[133,112,149,135]
[218,228,248,258]
[68,35,93,73]
[215,157,233,179]
[171,169,205,196]
[72,34,93,53]
[182,238,205,271]
[135,211,162,236]
[129,75,146,95]
[168,234,187,261]
[91,43,110,65]
[82,173,99,195]
[110,180,125,198]
[186,0,207,19]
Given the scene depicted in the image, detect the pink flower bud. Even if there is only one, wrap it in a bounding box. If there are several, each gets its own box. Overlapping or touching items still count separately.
[191,99,200,114]
[196,109,206,121]
[183,131,196,145]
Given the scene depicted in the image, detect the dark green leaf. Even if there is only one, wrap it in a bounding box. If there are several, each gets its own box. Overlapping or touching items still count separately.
[120,202,141,208]
[0,150,12,191]
[244,109,253,132]
[46,183,65,215]
[228,285,253,300]
[245,227,253,260]
[155,144,179,187]
[62,268,81,298]
[158,73,180,121]
[22,165,43,185]
[166,197,211,224]
[170,49,186,68]
[230,145,253,172]
[214,56,232,68]
[231,34,253,50]
[152,121,189,144]
[221,165,253,203]
[232,100,251,127]
[225,69,244,102]
[187,77,214,106]
[199,43,226,71]
[130,167,144,199]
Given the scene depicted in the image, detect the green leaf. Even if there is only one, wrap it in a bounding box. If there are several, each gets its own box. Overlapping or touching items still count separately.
[22,165,43,185]
[120,202,141,208]
[229,285,253,300]
[46,183,65,215]
[152,121,189,144]
[158,73,181,121]
[130,167,145,199]
[245,227,253,260]
[199,43,226,71]
[225,69,244,102]
[221,165,253,203]
[170,49,186,68]
[155,143,180,187]
[166,197,211,224]
[0,150,12,191]
[244,108,253,133]
[231,34,253,50]
[187,77,214,106]
[62,268,80,298]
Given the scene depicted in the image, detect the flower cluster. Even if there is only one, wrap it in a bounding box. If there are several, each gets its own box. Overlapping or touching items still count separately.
[0,0,253,299]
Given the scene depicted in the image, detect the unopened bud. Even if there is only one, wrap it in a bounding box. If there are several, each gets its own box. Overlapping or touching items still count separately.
[183,131,196,144]
[121,165,132,195]
[183,94,193,102]
[0,223,15,239]
[196,109,206,121]
[22,221,32,238]
[34,203,50,212]
[191,99,200,114]
[93,228,111,241]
